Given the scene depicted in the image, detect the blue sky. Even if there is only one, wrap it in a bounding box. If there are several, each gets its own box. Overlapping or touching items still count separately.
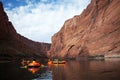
[2,0,91,43]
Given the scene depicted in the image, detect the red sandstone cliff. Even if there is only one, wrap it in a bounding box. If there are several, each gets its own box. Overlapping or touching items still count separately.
[0,2,51,60]
[49,0,120,59]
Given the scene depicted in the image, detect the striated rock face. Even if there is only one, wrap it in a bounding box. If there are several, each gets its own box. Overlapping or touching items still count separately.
[49,0,120,58]
[0,2,51,60]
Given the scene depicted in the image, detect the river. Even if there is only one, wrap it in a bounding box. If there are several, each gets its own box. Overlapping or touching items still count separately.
[1,59,120,80]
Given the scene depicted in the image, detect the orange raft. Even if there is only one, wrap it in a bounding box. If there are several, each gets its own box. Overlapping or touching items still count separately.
[48,61,52,65]
[28,61,40,68]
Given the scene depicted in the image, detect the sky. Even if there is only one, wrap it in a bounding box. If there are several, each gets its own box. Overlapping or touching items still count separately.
[2,0,91,43]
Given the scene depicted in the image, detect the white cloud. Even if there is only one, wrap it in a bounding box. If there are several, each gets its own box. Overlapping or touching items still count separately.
[41,0,48,2]
[5,0,91,43]
[7,3,13,7]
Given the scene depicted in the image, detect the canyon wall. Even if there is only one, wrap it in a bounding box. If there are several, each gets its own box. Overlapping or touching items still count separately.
[49,0,120,59]
[0,2,51,60]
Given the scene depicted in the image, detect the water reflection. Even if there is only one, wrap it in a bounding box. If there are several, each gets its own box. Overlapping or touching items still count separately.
[1,59,120,80]
[28,68,39,74]
[48,59,120,80]
[49,61,86,80]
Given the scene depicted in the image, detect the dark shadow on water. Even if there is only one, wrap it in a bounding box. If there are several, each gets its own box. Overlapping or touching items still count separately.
[0,59,120,80]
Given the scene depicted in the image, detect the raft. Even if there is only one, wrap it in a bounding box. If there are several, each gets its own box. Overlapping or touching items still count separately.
[49,59,66,64]
[52,60,66,64]
[28,61,40,68]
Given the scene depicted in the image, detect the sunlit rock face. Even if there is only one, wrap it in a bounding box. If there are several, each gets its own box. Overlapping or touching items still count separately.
[0,2,51,60]
[49,0,120,58]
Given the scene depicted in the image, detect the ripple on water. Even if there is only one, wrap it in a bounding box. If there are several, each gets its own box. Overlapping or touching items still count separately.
[32,71,52,80]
